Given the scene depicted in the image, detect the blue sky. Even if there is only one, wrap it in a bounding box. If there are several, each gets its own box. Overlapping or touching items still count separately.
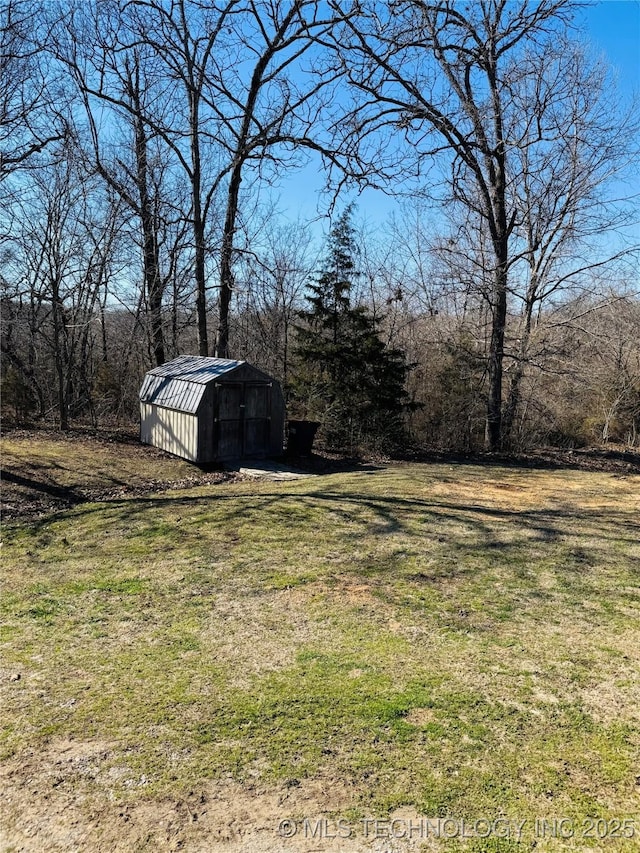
[581,0,639,94]
[272,1,640,241]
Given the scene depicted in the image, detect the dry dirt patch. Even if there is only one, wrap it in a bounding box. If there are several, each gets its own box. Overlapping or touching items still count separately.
[1,740,429,853]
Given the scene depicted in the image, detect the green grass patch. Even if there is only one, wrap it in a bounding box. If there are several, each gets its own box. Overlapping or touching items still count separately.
[1,461,639,849]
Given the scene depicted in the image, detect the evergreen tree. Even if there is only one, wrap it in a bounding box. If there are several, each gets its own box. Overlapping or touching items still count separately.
[292,207,414,452]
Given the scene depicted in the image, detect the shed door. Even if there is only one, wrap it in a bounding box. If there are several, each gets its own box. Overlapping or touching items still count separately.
[243,383,270,457]
[216,381,271,459]
[217,383,243,459]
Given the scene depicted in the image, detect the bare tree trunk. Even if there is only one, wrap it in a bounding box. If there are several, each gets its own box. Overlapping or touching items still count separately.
[487,266,507,451]
[213,2,302,358]
[51,284,68,430]
[502,265,540,446]
[214,160,242,358]
[190,82,209,357]
[194,216,208,356]
[133,109,165,366]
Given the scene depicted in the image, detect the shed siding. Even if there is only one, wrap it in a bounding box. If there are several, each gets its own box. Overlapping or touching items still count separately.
[139,357,285,462]
[140,403,199,462]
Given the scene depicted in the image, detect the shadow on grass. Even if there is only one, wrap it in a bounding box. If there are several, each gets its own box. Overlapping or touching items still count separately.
[2,469,88,505]
[14,484,638,573]
[395,446,640,474]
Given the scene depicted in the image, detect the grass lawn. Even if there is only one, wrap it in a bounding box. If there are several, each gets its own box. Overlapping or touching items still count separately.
[1,430,232,518]
[1,439,639,851]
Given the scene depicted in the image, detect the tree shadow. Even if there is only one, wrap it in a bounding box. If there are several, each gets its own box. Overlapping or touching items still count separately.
[396,447,640,474]
[15,481,636,578]
[2,469,87,506]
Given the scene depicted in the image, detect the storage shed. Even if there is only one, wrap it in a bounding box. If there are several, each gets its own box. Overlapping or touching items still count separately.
[139,356,285,463]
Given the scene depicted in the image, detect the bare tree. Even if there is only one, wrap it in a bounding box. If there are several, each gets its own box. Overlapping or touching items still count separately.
[232,216,316,384]
[114,0,240,357]
[51,4,194,367]
[331,0,638,449]
[0,0,68,179]
[208,0,345,357]
[49,1,349,361]
[499,36,639,443]
[1,144,120,428]
[97,0,346,358]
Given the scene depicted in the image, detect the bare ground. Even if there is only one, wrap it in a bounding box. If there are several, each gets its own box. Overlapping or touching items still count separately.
[0,742,428,853]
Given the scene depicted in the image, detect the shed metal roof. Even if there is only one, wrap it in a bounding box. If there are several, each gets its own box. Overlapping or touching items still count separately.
[139,356,245,414]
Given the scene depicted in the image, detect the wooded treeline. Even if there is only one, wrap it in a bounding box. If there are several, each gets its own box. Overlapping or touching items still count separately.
[2,0,639,452]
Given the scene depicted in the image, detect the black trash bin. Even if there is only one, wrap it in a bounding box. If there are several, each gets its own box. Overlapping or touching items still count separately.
[286,420,320,455]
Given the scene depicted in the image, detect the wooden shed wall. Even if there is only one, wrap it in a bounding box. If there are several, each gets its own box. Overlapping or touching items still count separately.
[140,360,285,463]
[221,365,285,456]
[140,403,199,462]
[197,385,215,464]
[203,379,284,462]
